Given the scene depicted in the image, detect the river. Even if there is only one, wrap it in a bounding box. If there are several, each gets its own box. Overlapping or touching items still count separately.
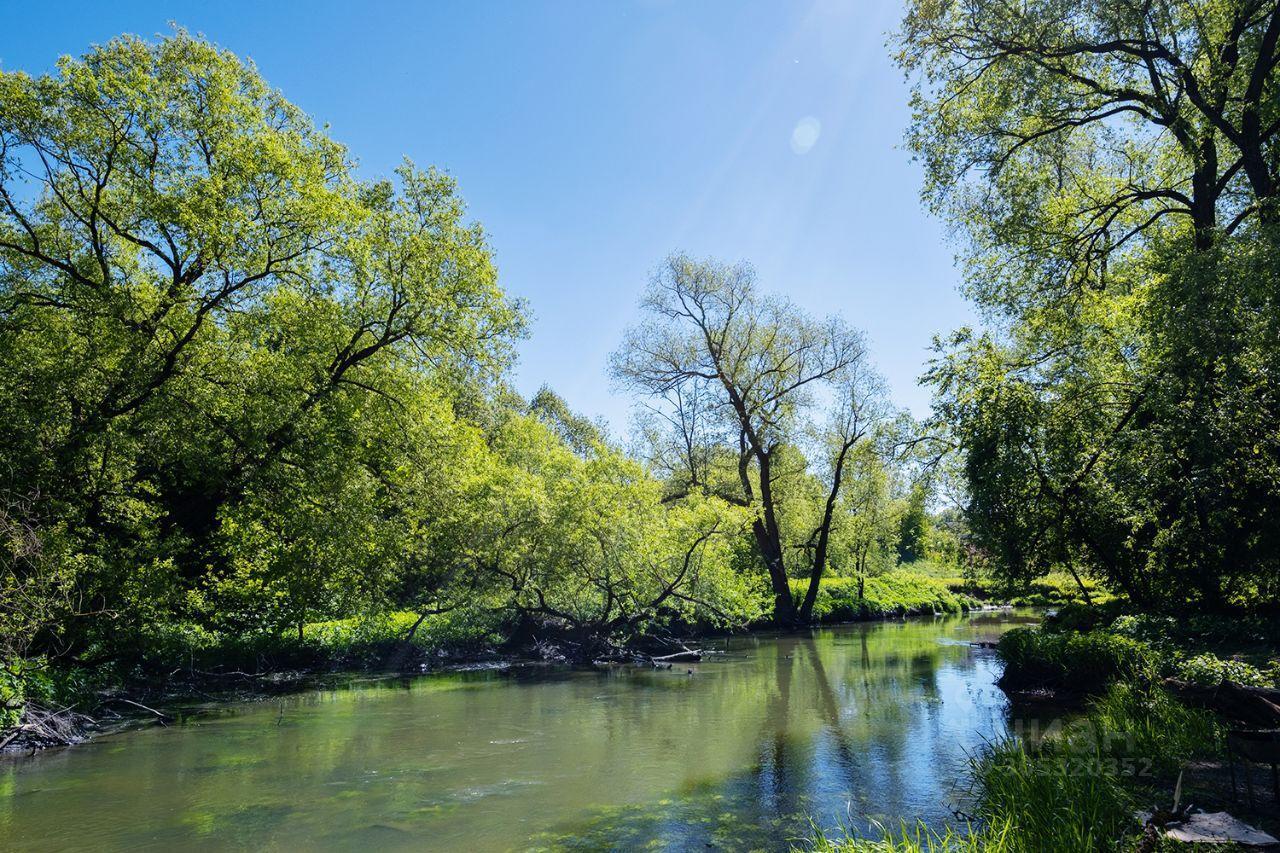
[0,611,1039,851]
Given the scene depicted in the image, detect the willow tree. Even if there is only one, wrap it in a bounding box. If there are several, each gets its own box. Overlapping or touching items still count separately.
[0,32,523,653]
[612,254,890,624]
[463,411,760,661]
[899,0,1280,607]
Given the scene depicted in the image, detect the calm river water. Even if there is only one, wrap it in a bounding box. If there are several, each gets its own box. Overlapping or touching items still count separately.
[0,611,1039,851]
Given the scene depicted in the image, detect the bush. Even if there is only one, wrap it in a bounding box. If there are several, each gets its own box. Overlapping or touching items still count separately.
[996,627,1158,691]
[1176,652,1271,688]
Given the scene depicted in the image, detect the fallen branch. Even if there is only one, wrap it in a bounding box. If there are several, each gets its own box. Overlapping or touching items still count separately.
[108,697,173,724]
[1163,678,1280,728]
[650,649,702,664]
[0,702,94,750]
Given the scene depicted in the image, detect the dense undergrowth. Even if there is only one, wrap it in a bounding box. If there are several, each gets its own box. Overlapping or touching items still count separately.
[997,606,1280,693]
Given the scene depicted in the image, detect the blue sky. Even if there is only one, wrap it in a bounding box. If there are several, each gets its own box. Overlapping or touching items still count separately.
[2,0,973,429]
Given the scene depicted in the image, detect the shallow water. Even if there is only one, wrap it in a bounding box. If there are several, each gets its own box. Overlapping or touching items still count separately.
[0,612,1039,852]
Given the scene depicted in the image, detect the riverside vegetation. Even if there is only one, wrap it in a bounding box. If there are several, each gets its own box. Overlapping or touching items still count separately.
[799,0,1280,849]
[0,31,1010,737]
[5,2,1280,850]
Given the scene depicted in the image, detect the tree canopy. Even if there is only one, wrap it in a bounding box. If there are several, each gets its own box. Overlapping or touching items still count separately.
[899,0,1280,609]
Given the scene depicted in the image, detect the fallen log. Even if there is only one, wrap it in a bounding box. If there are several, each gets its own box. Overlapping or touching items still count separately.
[651,650,702,664]
[1163,678,1280,728]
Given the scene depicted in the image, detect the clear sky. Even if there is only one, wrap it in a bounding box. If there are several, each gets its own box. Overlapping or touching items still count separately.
[1,0,973,429]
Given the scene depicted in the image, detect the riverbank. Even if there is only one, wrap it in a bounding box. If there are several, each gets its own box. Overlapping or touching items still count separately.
[802,607,1280,852]
[0,565,1079,757]
[0,615,1028,850]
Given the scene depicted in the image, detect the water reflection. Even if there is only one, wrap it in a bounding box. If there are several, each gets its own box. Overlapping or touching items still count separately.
[0,612,1038,852]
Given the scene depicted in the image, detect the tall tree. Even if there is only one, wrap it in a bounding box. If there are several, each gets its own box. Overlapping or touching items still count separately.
[0,31,523,653]
[899,0,1280,281]
[899,0,1280,608]
[612,254,889,624]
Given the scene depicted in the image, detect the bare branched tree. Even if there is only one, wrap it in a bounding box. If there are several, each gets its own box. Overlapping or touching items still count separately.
[613,253,890,624]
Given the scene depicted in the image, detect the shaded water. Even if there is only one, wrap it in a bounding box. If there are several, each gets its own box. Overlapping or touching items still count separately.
[1,612,1038,851]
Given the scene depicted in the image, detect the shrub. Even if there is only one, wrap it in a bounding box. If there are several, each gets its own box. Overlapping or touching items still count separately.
[996,628,1157,691]
[993,627,1060,684]
[1176,652,1271,688]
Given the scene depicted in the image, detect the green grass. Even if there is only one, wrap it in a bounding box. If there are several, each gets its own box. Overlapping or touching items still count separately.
[803,819,1015,852]
[790,570,974,623]
[897,562,1115,609]
[797,682,1225,852]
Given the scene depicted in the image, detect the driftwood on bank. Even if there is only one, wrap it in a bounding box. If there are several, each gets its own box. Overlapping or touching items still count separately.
[0,703,95,752]
[1163,678,1280,728]
[650,649,702,664]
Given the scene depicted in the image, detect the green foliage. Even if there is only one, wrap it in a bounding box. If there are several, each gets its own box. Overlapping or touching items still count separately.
[0,30,526,668]
[895,483,930,564]
[464,412,765,651]
[0,32,775,691]
[996,628,1158,691]
[1043,602,1125,634]
[791,570,970,622]
[0,663,23,727]
[899,0,1280,612]
[132,608,506,674]
[611,253,893,624]
[1175,653,1271,688]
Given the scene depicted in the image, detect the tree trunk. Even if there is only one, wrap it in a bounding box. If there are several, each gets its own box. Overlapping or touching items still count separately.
[1063,555,1093,606]
[754,451,797,625]
[798,439,852,623]
[753,518,795,624]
